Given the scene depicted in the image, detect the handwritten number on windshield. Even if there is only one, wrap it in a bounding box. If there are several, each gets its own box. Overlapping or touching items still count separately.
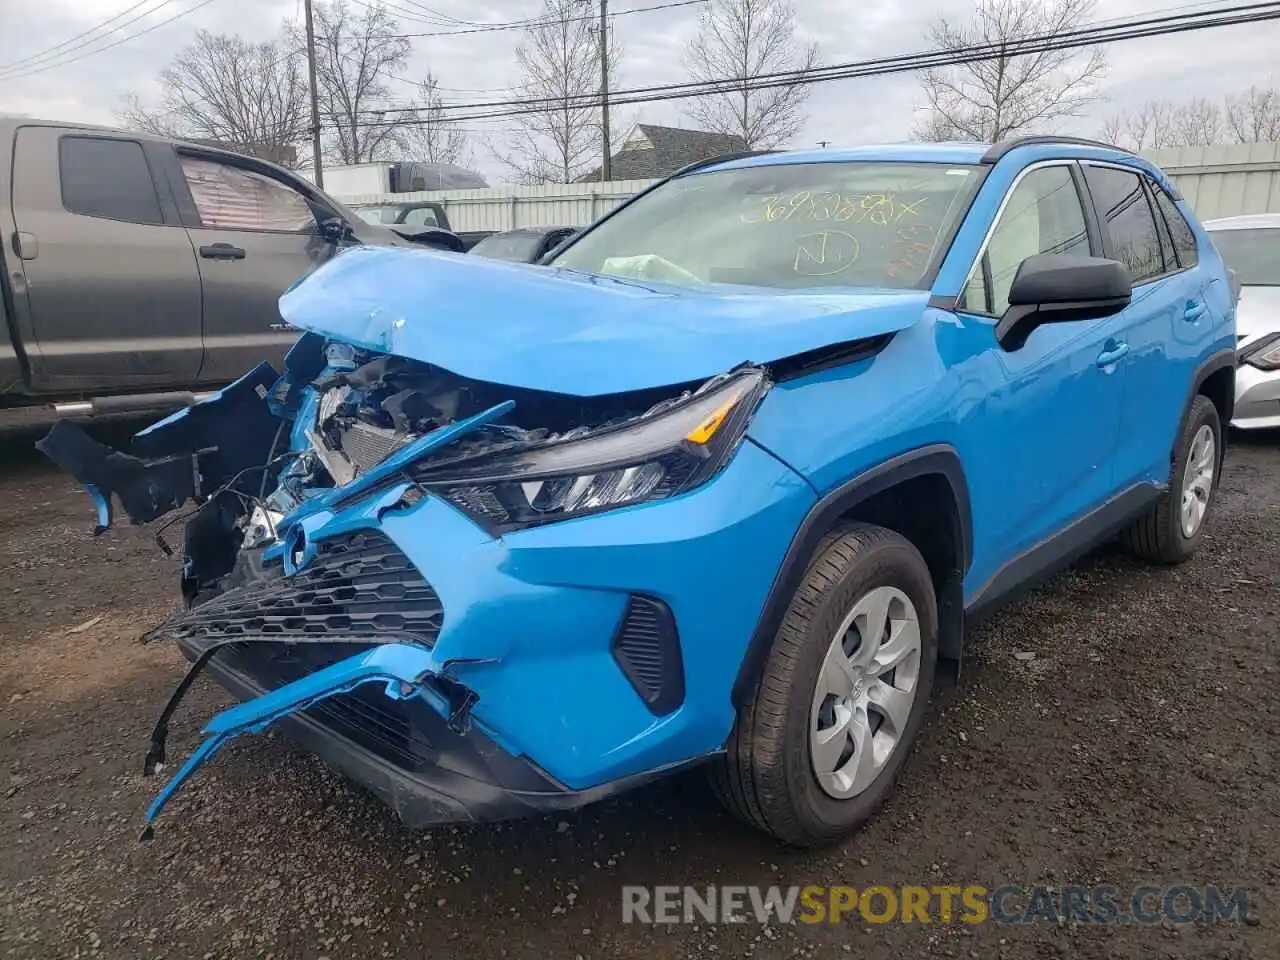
[743,192,929,226]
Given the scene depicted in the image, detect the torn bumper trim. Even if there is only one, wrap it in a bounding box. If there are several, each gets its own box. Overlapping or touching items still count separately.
[173,638,711,830]
[144,642,439,833]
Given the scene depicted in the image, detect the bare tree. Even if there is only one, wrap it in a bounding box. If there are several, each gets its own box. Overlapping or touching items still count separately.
[300,0,410,164]
[1169,96,1224,147]
[119,29,307,165]
[1226,84,1280,143]
[498,0,619,184]
[917,0,1107,142]
[1099,98,1176,150]
[682,0,818,149]
[395,74,470,166]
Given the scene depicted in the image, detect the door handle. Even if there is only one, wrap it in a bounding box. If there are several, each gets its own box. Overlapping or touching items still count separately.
[1096,342,1130,368]
[1184,299,1207,321]
[199,243,246,260]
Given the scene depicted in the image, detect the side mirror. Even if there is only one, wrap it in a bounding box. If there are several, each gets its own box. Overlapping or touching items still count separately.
[319,216,353,245]
[996,253,1133,351]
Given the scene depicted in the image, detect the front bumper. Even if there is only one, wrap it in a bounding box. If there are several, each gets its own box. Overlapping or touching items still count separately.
[146,438,816,828]
[180,637,704,827]
[1233,361,1280,429]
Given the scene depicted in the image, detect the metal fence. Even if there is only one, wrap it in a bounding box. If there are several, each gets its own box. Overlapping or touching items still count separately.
[1143,142,1280,220]
[334,143,1280,232]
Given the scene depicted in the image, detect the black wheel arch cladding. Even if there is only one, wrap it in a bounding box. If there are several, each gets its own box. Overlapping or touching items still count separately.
[732,444,971,708]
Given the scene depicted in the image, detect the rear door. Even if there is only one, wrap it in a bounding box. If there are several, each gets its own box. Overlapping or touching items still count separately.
[162,149,332,384]
[1079,163,1210,488]
[9,126,202,392]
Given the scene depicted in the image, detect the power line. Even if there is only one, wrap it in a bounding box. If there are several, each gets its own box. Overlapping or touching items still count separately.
[0,0,162,74]
[326,1,1280,130]
[356,0,706,39]
[0,0,220,81]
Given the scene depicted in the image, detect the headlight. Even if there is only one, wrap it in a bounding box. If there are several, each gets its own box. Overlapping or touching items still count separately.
[1239,332,1280,371]
[414,369,769,531]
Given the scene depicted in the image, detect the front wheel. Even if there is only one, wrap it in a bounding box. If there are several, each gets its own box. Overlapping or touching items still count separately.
[711,524,938,848]
[1122,394,1222,564]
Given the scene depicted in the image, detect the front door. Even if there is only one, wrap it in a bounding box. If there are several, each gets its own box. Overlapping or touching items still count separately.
[953,162,1130,588]
[9,126,203,392]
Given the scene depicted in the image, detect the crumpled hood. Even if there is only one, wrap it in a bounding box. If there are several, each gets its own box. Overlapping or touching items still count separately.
[279,245,927,395]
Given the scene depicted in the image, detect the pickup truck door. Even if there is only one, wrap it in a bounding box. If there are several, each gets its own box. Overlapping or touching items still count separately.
[8,126,203,392]
[157,148,334,385]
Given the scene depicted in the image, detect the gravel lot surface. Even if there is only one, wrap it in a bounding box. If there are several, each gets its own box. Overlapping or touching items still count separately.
[1,419,1276,960]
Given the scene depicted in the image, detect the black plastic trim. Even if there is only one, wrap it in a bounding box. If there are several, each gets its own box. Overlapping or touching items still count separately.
[1186,348,1237,449]
[671,150,780,177]
[965,482,1164,623]
[731,444,972,706]
[611,595,686,716]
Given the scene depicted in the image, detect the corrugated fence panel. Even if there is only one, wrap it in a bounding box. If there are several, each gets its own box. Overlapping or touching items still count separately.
[335,145,1280,231]
[1142,142,1280,219]
[336,179,655,232]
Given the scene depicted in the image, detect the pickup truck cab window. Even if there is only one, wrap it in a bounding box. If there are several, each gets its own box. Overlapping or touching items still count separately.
[179,156,316,234]
[961,163,1090,316]
[59,136,163,225]
[401,206,440,227]
[1081,164,1167,283]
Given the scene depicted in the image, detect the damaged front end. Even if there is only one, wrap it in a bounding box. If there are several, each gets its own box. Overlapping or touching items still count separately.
[41,328,772,834]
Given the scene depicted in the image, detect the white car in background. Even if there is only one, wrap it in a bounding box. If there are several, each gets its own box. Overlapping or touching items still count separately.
[1205,214,1280,429]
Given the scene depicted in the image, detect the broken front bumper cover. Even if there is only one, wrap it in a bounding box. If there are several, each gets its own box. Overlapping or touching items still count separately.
[145,637,704,834]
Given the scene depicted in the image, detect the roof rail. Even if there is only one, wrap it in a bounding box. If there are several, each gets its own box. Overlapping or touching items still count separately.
[672,149,780,177]
[981,135,1130,163]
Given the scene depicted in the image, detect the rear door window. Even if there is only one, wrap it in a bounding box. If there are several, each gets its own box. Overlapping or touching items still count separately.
[401,206,441,227]
[59,136,164,224]
[180,156,316,233]
[1151,187,1199,268]
[1082,165,1168,283]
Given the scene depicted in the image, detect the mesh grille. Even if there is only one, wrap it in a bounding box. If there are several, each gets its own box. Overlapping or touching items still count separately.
[225,640,437,770]
[156,531,442,646]
[611,596,684,716]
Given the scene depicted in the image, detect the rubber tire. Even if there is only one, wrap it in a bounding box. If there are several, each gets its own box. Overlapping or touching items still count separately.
[710,523,939,849]
[1121,394,1222,564]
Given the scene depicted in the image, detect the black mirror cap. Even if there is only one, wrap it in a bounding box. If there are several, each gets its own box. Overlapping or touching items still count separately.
[996,254,1133,351]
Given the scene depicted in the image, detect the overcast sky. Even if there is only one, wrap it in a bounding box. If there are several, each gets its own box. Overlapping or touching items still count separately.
[1,0,1277,183]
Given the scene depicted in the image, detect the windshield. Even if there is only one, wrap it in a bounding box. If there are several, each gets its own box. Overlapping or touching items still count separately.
[471,232,543,262]
[549,161,983,290]
[353,204,405,225]
[1209,227,1280,286]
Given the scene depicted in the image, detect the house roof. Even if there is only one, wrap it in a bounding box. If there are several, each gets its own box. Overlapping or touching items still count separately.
[576,124,748,182]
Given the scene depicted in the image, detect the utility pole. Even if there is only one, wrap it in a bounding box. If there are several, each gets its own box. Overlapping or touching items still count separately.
[599,0,611,182]
[304,0,325,189]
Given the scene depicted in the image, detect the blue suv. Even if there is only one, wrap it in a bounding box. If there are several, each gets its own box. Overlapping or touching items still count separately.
[41,137,1236,847]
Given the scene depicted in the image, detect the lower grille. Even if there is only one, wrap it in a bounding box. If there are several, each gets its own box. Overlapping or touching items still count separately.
[154,530,443,646]
[224,640,437,770]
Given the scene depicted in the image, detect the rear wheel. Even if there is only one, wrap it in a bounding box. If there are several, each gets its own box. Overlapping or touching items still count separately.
[1122,394,1222,564]
[711,524,938,848]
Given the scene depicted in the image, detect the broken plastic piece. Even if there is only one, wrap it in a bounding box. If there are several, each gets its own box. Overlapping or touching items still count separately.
[142,642,440,832]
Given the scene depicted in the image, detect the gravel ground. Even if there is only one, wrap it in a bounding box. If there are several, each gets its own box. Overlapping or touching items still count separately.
[1,419,1277,960]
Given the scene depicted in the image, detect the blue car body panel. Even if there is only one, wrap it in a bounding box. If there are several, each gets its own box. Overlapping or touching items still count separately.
[61,141,1235,832]
[277,244,930,395]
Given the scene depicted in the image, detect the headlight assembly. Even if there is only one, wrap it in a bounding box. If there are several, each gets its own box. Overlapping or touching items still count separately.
[413,369,769,531]
[1239,332,1280,371]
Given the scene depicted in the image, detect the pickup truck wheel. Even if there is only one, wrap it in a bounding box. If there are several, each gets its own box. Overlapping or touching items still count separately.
[1122,394,1221,564]
[711,524,938,848]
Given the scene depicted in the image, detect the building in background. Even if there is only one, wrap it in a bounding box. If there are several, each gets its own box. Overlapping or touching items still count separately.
[576,124,748,182]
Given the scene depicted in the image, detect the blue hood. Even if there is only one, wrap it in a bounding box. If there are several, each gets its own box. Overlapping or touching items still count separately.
[279,245,927,395]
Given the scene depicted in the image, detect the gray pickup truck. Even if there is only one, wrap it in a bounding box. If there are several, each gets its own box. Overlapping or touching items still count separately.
[1,118,462,416]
